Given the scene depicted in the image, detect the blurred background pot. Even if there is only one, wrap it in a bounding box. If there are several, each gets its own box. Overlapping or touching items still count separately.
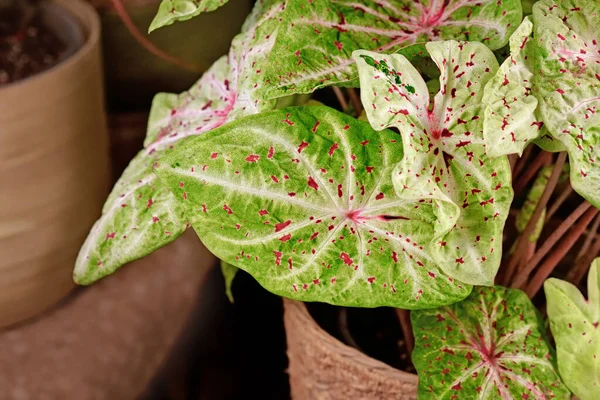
[284,299,419,400]
[86,0,253,111]
[0,0,110,328]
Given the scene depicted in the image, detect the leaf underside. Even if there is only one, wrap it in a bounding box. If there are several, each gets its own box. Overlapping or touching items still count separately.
[412,286,570,399]
[354,41,513,286]
[73,0,284,284]
[533,0,600,208]
[155,106,472,309]
[264,0,522,96]
[545,259,600,400]
[150,0,229,32]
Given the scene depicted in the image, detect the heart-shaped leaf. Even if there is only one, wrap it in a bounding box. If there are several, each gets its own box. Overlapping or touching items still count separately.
[533,0,600,208]
[412,286,570,399]
[483,17,546,157]
[545,259,600,400]
[354,41,513,286]
[73,0,284,284]
[264,0,522,97]
[155,106,472,309]
[150,0,229,32]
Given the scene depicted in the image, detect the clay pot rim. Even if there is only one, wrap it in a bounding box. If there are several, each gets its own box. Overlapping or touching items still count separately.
[284,298,419,384]
[0,0,100,93]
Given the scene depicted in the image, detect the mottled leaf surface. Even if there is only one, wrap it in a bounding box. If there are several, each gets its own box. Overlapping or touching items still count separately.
[355,42,513,286]
[155,106,471,309]
[545,259,600,400]
[74,0,284,284]
[483,17,545,157]
[150,0,229,32]
[264,0,521,96]
[412,286,570,399]
[533,0,600,208]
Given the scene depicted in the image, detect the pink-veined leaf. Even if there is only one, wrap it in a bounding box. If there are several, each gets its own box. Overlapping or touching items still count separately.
[483,17,546,157]
[354,42,513,286]
[149,0,230,32]
[73,0,284,284]
[545,258,600,400]
[412,286,570,399]
[155,106,472,309]
[264,0,522,96]
[533,0,600,208]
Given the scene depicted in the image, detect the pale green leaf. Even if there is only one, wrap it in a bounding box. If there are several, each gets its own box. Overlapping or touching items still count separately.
[155,106,472,309]
[149,0,229,32]
[515,165,551,242]
[221,260,238,303]
[483,17,545,157]
[533,0,600,208]
[264,0,522,96]
[545,259,600,400]
[354,41,514,286]
[412,286,570,399]
[74,0,284,284]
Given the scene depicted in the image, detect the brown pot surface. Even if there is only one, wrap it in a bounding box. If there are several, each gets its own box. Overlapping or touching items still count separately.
[0,0,110,327]
[284,299,418,400]
[0,230,216,400]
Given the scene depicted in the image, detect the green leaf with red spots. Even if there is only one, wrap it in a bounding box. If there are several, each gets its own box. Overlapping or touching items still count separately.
[73,0,283,284]
[150,0,229,32]
[155,106,472,309]
[412,286,570,399]
[483,17,546,157]
[533,0,600,208]
[354,41,513,286]
[263,0,522,97]
[545,258,600,400]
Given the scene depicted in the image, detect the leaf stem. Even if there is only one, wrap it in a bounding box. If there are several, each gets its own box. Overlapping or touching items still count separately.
[545,184,573,222]
[512,145,533,180]
[395,308,414,355]
[512,151,552,196]
[567,213,600,285]
[347,88,363,117]
[513,201,592,289]
[525,206,599,297]
[110,0,204,73]
[332,86,349,111]
[505,153,566,286]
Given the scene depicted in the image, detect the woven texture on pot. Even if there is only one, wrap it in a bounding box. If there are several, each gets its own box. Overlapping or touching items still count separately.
[284,299,418,400]
[0,0,110,328]
[0,230,216,400]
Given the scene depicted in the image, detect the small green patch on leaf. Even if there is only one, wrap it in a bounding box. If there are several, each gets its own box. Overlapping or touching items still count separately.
[150,0,229,32]
[412,286,570,399]
[545,259,600,400]
[155,106,471,309]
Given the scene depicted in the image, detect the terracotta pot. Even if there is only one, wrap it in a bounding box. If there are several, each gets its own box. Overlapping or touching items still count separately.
[284,299,418,400]
[88,0,253,109]
[0,230,217,399]
[0,0,110,328]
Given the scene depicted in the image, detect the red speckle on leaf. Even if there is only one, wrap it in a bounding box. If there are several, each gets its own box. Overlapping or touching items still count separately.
[360,140,369,146]
[282,113,294,126]
[367,276,376,284]
[366,166,375,173]
[334,41,343,50]
[259,209,269,216]
[105,232,116,240]
[267,146,275,159]
[152,216,160,223]
[556,88,565,94]
[328,143,339,156]
[202,204,207,213]
[275,220,292,232]
[340,252,353,266]
[245,154,260,162]
[271,175,279,183]
[183,192,188,200]
[337,184,343,198]
[298,141,309,153]
[308,176,319,190]
[274,251,282,265]
[288,192,296,197]
[147,198,154,208]
[279,234,292,242]
[456,257,464,264]
[223,204,233,214]
[392,251,398,263]
[557,33,566,40]
[451,382,462,391]
[288,258,294,269]
[442,348,455,355]
[375,192,385,200]
[211,152,218,159]
[310,232,319,240]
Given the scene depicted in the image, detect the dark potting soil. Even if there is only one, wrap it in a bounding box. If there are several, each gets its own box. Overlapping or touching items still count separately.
[307,303,416,374]
[0,3,67,85]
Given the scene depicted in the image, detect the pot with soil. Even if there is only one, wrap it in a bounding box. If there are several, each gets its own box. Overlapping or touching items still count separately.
[0,0,110,327]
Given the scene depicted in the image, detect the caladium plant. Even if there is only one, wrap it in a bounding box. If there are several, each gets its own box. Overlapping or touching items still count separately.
[545,258,600,400]
[264,0,522,96]
[73,0,600,398]
[74,0,284,284]
[412,286,569,399]
[354,41,514,286]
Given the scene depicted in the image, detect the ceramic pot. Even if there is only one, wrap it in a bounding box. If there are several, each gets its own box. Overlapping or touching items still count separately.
[0,0,110,328]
